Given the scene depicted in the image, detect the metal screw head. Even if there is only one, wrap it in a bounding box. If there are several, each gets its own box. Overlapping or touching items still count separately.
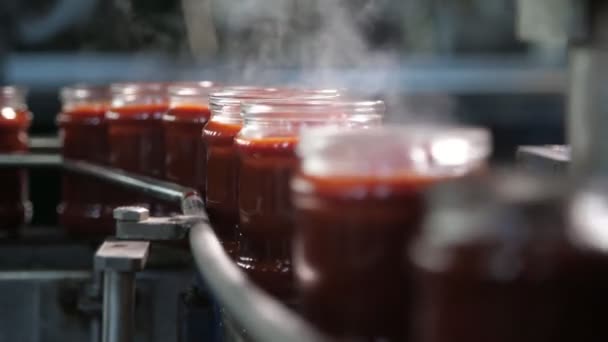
[113,206,149,222]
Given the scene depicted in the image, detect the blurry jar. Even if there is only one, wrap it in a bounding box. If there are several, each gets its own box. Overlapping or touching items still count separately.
[292,125,490,341]
[566,184,608,341]
[236,99,383,302]
[411,174,608,342]
[204,87,284,257]
[411,172,567,342]
[0,86,32,232]
[57,85,113,236]
[106,82,169,214]
[164,81,216,194]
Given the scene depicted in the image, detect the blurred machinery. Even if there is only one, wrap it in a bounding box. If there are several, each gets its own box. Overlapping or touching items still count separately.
[0,154,222,342]
[517,0,608,178]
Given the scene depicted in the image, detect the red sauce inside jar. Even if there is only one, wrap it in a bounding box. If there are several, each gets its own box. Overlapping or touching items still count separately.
[235,136,299,300]
[0,107,31,232]
[107,103,167,176]
[203,119,242,257]
[106,103,168,213]
[292,172,440,340]
[164,104,210,192]
[410,176,608,342]
[58,103,114,235]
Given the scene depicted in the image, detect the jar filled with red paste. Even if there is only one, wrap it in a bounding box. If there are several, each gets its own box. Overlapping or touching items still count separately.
[106,82,169,213]
[292,125,490,341]
[0,86,32,233]
[411,174,608,342]
[164,81,215,193]
[57,85,113,236]
[236,99,383,302]
[204,87,285,257]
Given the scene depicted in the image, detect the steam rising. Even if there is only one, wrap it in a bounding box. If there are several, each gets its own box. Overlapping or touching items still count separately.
[184,0,455,123]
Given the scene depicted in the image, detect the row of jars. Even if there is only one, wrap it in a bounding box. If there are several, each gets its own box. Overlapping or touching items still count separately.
[57,82,209,234]
[7,82,604,342]
[0,83,216,234]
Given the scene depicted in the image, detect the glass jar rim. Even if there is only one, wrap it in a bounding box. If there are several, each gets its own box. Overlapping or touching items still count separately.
[61,84,110,101]
[168,81,217,97]
[210,87,345,119]
[1,86,27,98]
[209,87,286,119]
[241,99,385,121]
[110,82,169,95]
[0,86,28,109]
[210,87,341,105]
[297,124,492,177]
[209,87,284,105]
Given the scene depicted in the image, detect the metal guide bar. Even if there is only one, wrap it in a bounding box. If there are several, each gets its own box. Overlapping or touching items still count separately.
[61,160,191,202]
[0,154,192,202]
[189,223,327,342]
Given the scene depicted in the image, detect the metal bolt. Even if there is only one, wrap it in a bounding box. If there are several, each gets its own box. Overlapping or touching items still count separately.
[113,206,149,222]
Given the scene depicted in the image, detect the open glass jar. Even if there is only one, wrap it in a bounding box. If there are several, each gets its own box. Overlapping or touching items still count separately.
[163,81,216,193]
[0,86,32,233]
[236,99,384,302]
[204,87,285,257]
[411,173,608,342]
[106,82,169,214]
[411,172,568,342]
[292,125,490,340]
[57,84,113,236]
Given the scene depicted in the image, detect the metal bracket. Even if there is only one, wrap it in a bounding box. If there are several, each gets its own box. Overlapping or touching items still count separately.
[95,241,150,272]
[113,206,207,241]
[94,196,205,342]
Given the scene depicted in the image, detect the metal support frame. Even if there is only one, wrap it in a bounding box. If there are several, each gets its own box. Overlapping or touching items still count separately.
[109,203,326,342]
[0,154,326,342]
[103,271,135,342]
[110,205,326,342]
[95,241,150,342]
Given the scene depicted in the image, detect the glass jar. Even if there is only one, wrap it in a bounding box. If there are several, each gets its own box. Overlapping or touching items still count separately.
[0,86,32,233]
[236,99,384,302]
[163,81,216,194]
[204,87,285,257]
[57,85,113,236]
[106,82,169,214]
[292,125,490,340]
[410,173,608,342]
[411,172,568,342]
